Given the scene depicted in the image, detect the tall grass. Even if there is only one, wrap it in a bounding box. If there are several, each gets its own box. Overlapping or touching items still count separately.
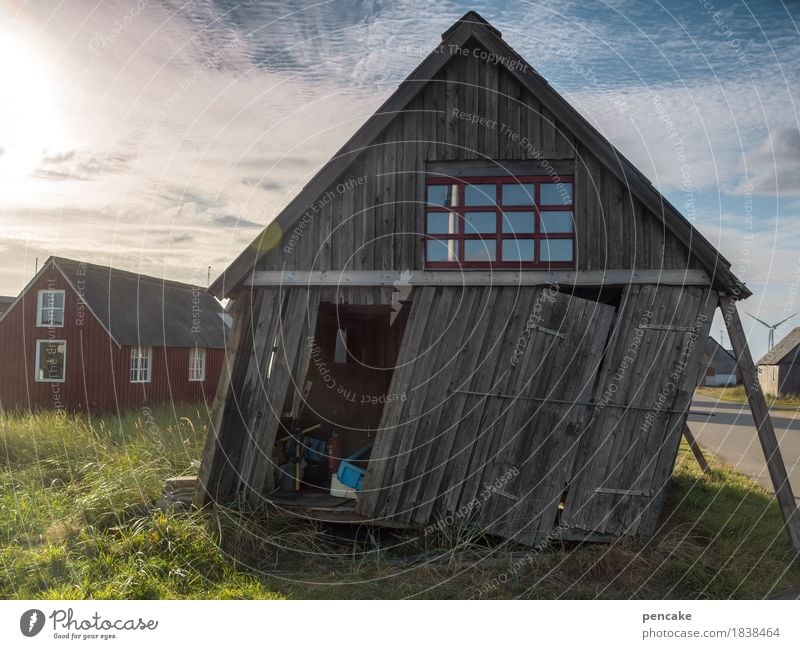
[0,408,798,599]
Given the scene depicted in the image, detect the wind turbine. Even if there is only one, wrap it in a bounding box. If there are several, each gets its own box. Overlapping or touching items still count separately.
[746,312,797,350]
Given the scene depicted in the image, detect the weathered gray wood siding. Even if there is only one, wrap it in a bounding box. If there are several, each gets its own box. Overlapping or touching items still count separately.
[760,361,800,396]
[257,40,698,276]
[201,287,320,504]
[357,285,615,546]
[562,284,715,537]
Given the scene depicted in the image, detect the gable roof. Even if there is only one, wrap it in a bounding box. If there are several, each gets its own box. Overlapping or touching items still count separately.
[209,11,749,300]
[706,336,736,363]
[757,326,800,365]
[0,257,228,348]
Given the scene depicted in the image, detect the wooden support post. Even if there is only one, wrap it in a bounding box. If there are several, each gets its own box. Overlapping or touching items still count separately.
[682,424,711,474]
[720,294,800,554]
[193,298,247,508]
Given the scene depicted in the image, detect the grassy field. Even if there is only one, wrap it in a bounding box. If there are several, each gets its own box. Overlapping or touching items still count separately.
[697,385,800,410]
[1,407,798,599]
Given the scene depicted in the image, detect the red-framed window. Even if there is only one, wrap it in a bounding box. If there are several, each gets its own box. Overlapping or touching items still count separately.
[424,175,575,268]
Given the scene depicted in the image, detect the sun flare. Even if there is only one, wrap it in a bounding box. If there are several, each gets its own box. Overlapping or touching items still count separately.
[0,25,66,193]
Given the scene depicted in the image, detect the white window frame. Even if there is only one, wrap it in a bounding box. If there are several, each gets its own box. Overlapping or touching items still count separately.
[130,346,152,383]
[35,339,67,382]
[36,290,65,327]
[189,347,206,382]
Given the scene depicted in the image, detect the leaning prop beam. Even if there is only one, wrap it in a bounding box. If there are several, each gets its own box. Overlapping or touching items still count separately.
[246,269,711,288]
[721,294,800,554]
[682,424,711,475]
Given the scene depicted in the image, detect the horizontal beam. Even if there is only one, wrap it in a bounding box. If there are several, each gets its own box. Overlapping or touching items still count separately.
[246,269,711,288]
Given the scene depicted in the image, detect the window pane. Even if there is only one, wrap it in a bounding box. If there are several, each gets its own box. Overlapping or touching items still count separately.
[540,239,574,262]
[39,291,64,326]
[464,183,496,206]
[502,211,535,234]
[501,183,534,205]
[37,341,65,381]
[540,183,573,205]
[540,211,574,234]
[464,211,496,234]
[464,240,496,262]
[427,184,458,207]
[426,239,457,263]
[502,240,534,261]
[426,211,457,235]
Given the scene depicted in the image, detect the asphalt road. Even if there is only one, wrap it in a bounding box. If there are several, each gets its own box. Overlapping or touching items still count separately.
[687,395,800,503]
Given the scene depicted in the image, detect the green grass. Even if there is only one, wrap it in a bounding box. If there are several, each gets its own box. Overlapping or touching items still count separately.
[697,385,800,410]
[0,408,798,599]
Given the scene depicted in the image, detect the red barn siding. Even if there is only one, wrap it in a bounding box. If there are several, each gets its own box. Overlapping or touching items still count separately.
[0,267,223,413]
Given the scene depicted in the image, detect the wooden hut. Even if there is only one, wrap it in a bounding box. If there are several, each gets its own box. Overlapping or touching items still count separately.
[757,327,800,396]
[196,12,800,550]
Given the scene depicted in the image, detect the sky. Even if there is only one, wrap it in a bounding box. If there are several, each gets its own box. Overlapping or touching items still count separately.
[0,0,798,359]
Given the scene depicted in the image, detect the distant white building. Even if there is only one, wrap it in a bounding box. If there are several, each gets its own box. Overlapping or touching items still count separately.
[757,327,800,396]
[699,337,739,387]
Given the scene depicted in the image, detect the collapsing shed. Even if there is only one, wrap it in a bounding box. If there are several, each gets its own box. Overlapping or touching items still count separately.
[196,13,800,551]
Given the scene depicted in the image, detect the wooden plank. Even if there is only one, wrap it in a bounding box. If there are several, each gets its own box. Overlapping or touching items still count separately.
[497,64,510,159]
[440,287,519,514]
[382,123,398,271]
[425,159,575,177]
[351,157,364,271]
[617,286,709,535]
[339,169,355,270]
[721,294,800,553]
[541,107,556,159]
[457,287,538,511]
[360,151,375,270]
[483,295,612,543]
[357,286,437,516]
[683,424,711,474]
[237,289,286,495]
[445,57,460,157]
[247,269,712,287]
[411,287,500,522]
[244,288,320,504]
[524,92,541,160]
[390,288,478,521]
[211,290,272,500]
[484,52,499,160]
[381,287,458,516]
[194,296,249,507]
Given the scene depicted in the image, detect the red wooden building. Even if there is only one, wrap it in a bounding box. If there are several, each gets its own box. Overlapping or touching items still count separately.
[0,257,228,413]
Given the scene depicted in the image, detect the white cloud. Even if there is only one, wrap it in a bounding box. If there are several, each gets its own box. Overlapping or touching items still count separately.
[736,127,800,196]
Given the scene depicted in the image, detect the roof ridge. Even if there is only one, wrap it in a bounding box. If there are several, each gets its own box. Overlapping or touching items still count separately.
[51,256,210,294]
[442,11,500,39]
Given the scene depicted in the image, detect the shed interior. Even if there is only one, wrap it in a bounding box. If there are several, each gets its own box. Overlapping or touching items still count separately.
[272,299,410,500]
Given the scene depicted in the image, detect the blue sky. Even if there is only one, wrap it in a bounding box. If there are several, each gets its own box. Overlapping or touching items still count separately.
[0,0,798,358]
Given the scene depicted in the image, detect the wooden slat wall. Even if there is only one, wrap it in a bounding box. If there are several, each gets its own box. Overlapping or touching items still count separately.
[257,38,698,277]
[562,284,714,537]
[358,285,616,546]
[239,288,320,504]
